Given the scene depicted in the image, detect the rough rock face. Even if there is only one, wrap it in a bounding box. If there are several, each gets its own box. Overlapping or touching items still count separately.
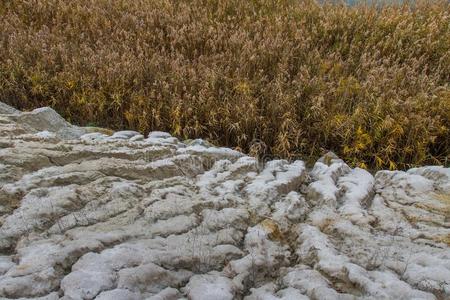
[0,102,449,300]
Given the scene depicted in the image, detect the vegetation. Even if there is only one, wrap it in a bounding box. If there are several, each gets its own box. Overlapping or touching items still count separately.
[1,0,449,169]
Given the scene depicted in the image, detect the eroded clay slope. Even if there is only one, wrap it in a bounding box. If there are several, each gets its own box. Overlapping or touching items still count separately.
[0,102,449,300]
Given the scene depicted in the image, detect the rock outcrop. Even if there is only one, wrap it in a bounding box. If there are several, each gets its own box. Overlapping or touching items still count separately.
[0,102,449,299]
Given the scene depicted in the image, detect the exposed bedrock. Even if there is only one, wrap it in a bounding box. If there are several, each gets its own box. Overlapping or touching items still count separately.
[0,102,449,299]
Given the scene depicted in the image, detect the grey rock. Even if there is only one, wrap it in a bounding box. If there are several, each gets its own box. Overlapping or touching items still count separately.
[0,102,20,115]
[12,106,86,139]
[0,103,448,299]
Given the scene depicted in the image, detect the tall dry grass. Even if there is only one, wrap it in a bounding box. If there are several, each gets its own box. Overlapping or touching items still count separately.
[0,0,449,169]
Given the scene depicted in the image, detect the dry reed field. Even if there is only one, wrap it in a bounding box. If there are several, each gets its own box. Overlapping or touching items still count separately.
[0,0,449,169]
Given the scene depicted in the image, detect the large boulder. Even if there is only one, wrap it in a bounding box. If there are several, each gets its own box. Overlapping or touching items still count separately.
[12,107,86,139]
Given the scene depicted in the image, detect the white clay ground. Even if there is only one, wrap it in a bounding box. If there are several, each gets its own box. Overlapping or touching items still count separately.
[0,102,449,299]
